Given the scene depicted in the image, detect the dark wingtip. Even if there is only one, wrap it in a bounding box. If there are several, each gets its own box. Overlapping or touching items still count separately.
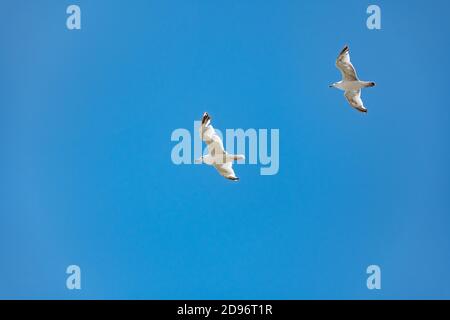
[201,112,210,124]
[340,45,349,55]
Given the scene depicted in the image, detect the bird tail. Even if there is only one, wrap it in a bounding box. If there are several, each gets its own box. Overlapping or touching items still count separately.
[364,81,376,87]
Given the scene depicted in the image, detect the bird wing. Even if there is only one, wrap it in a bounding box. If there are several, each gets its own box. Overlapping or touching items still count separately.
[200,124,226,157]
[214,162,239,181]
[344,90,367,113]
[336,46,358,81]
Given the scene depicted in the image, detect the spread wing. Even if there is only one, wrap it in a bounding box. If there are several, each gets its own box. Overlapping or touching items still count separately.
[213,162,239,181]
[344,90,367,113]
[336,46,358,81]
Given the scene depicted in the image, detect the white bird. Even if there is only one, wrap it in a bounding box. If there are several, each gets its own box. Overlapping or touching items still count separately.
[196,112,245,181]
[330,45,376,113]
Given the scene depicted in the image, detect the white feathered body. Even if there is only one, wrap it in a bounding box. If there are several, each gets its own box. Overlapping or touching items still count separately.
[198,113,245,181]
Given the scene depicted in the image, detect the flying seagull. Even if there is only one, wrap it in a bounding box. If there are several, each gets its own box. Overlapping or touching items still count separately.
[196,112,245,181]
[330,45,376,113]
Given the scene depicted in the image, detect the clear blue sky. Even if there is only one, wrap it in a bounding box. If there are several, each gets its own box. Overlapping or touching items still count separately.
[1,0,449,299]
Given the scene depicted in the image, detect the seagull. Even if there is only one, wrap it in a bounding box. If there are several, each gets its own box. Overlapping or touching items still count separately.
[329,45,376,113]
[195,112,245,181]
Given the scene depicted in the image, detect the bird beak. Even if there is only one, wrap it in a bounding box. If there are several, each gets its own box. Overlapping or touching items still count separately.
[329,84,333,88]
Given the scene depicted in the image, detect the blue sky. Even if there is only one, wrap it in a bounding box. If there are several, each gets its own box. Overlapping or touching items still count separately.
[1,0,449,299]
